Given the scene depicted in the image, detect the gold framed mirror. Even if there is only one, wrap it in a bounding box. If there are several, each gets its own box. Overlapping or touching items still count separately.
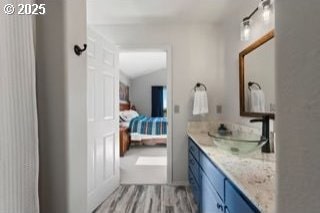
[239,30,275,119]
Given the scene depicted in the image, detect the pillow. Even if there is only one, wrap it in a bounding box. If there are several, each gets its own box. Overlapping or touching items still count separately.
[129,110,139,119]
[120,110,139,122]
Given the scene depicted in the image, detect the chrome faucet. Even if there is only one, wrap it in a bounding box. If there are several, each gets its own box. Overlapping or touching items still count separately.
[250,115,271,153]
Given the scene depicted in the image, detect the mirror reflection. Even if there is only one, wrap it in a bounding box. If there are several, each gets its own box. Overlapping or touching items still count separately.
[239,30,275,118]
[245,38,275,113]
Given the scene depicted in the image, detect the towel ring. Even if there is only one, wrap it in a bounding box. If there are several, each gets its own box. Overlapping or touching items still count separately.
[194,82,207,91]
[248,81,261,91]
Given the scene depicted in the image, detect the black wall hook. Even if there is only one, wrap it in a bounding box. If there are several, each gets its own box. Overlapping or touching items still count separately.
[74,44,87,56]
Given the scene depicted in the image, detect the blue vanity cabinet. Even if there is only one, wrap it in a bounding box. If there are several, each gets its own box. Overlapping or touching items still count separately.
[225,180,259,213]
[189,138,200,162]
[188,169,201,206]
[188,138,202,208]
[189,137,224,213]
[201,170,224,213]
[200,151,225,200]
[189,150,200,184]
[188,137,261,213]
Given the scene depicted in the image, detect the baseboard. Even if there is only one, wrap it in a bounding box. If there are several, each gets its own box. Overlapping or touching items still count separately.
[169,181,189,186]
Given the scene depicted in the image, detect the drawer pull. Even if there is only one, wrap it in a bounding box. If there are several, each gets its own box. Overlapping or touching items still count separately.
[225,206,230,213]
[216,203,223,211]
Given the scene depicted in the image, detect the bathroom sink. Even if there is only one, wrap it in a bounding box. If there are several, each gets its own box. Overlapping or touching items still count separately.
[208,131,268,155]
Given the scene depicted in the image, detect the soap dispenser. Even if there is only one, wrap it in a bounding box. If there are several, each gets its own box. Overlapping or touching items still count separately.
[218,124,228,135]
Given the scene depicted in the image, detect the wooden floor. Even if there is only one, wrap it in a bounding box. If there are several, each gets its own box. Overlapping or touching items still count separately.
[94,185,198,213]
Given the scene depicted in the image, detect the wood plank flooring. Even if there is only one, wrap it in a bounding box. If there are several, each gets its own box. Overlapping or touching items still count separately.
[94,185,198,213]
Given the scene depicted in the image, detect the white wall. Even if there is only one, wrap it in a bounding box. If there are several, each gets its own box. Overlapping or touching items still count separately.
[36,1,87,212]
[94,24,224,182]
[130,69,167,116]
[276,1,320,213]
[120,71,131,86]
[220,0,275,125]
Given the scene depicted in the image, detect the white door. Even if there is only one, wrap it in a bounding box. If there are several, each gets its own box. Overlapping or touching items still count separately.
[87,28,120,212]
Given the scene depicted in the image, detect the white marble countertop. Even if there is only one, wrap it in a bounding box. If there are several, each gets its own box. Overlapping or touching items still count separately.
[187,125,276,213]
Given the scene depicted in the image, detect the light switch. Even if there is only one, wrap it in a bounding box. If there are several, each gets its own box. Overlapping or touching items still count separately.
[216,105,222,114]
[174,105,180,114]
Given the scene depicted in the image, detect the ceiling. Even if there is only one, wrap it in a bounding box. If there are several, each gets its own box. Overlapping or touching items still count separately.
[119,51,167,79]
[87,0,233,25]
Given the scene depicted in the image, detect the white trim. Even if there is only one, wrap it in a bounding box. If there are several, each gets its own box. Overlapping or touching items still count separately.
[170,181,189,186]
[117,44,173,185]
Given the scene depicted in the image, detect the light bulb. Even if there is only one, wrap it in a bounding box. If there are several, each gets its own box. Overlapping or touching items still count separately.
[262,4,271,23]
[241,19,251,41]
[261,0,272,24]
[243,26,251,40]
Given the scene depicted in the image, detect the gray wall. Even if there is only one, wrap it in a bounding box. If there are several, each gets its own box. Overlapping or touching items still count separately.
[131,69,167,116]
[276,1,320,212]
[36,0,87,212]
[120,71,131,87]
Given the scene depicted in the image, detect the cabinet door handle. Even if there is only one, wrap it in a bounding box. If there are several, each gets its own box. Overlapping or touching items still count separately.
[225,206,230,213]
[216,203,223,211]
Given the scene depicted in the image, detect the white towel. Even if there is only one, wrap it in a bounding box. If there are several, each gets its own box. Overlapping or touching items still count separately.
[193,90,209,115]
[250,89,266,113]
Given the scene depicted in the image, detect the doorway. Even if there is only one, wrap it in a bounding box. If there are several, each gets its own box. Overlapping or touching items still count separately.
[118,48,172,184]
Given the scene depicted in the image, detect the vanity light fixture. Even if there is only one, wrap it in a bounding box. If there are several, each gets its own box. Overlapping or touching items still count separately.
[261,0,272,23]
[241,0,273,41]
[241,18,252,41]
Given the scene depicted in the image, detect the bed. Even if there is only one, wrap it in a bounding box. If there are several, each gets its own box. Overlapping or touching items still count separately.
[120,103,167,145]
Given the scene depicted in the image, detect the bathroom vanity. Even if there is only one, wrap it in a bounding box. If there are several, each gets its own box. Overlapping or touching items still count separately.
[187,30,276,213]
[187,127,275,213]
